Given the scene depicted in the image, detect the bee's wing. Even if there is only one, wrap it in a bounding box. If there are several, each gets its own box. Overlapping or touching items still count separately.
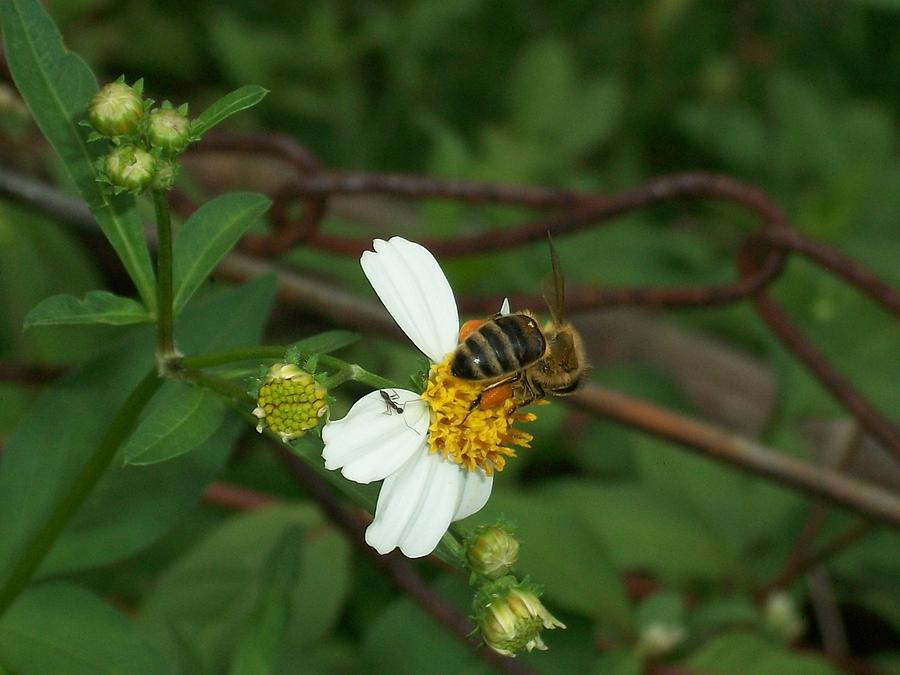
[542,233,566,324]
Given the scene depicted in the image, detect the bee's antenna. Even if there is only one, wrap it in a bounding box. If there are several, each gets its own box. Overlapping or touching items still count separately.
[542,232,566,324]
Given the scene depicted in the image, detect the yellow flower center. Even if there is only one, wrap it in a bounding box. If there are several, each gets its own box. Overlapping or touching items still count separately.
[420,359,536,475]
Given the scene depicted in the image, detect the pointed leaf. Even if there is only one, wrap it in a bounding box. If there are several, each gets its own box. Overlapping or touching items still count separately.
[24,291,151,327]
[172,192,271,313]
[229,526,303,675]
[190,85,268,137]
[140,506,351,674]
[0,582,174,675]
[0,0,156,308]
[122,382,225,465]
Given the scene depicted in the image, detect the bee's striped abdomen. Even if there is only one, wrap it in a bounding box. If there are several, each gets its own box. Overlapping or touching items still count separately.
[451,314,546,380]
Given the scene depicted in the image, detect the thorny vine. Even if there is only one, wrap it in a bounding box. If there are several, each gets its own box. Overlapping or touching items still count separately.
[1,129,899,675]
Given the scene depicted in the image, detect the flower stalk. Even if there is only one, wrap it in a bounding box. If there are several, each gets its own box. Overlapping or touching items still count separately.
[152,189,176,364]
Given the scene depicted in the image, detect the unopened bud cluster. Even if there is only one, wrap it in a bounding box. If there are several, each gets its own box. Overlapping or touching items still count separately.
[253,363,327,442]
[464,524,564,658]
[87,78,192,193]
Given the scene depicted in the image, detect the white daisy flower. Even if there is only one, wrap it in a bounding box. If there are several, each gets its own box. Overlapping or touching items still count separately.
[321,237,535,558]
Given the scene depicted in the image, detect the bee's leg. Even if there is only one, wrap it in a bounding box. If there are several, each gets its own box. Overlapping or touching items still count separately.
[467,375,519,416]
[512,375,542,408]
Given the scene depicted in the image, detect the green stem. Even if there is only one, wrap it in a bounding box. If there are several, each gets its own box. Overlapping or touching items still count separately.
[0,371,160,616]
[152,190,175,360]
[180,347,400,390]
[177,367,252,404]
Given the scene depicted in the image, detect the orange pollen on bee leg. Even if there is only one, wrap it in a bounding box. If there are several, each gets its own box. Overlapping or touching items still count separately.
[420,358,535,476]
[479,382,514,410]
[458,319,485,342]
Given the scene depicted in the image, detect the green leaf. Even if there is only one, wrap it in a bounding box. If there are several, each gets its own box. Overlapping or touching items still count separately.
[636,591,685,629]
[190,85,269,137]
[685,632,842,675]
[229,526,303,675]
[0,277,277,584]
[362,575,486,675]
[139,505,351,674]
[472,490,633,632]
[122,382,225,465]
[631,435,796,559]
[591,650,642,675]
[688,596,759,634]
[24,291,151,327]
[0,0,156,308]
[0,203,104,361]
[172,192,271,313]
[539,480,735,585]
[0,581,174,675]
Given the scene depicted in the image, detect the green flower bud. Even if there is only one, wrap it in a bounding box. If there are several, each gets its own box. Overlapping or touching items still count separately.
[634,622,686,659]
[253,363,328,442]
[147,107,190,153]
[476,578,565,657]
[89,81,144,136]
[151,158,179,191]
[764,592,805,643]
[466,525,519,579]
[104,145,155,192]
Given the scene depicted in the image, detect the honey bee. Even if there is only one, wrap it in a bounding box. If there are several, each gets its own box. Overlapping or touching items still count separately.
[450,236,589,409]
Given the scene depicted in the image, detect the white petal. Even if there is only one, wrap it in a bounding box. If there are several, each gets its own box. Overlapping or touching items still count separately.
[500,297,511,315]
[365,450,436,555]
[365,451,466,558]
[361,237,459,362]
[452,469,493,521]
[321,389,428,483]
[399,458,466,557]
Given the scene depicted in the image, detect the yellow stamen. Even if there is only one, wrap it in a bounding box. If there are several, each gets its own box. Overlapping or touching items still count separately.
[420,359,535,475]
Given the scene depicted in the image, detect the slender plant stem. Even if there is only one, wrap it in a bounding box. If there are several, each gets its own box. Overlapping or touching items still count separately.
[0,371,160,617]
[180,347,399,390]
[177,367,251,403]
[152,190,175,360]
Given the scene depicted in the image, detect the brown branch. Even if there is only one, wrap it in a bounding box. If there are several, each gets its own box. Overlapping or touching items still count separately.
[763,425,863,595]
[0,361,65,384]
[569,384,900,528]
[202,481,278,511]
[761,520,875,595]
[750,292,900,462]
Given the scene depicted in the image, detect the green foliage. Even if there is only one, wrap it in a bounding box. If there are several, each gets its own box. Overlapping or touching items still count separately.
[24,290,151,327]
[121,383,225,465]
[190,85,269,138]
[0,582,173,674]
[171,191,271,313]
[685,632,842,675]
[0,277,276,583]
[139,505,351,673]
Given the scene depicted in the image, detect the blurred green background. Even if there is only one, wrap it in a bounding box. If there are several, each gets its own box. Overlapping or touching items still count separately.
[1,1,899,673]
